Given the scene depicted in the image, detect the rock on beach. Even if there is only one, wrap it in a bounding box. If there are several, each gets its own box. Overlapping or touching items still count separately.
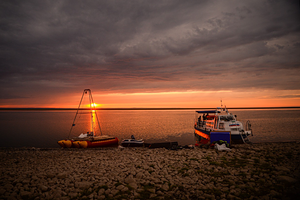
[0,142,300,199]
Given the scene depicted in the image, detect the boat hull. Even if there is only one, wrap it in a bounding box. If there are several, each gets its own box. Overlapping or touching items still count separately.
[230,135,245,144]
[121,139,144,147]
[58,137,119,148]
[121,142,144,147]
[57,140,73,148]
[77,137,119,148]
[194,128,245,144]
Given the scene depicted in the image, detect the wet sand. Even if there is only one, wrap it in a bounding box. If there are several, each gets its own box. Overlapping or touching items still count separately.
[1,142,299,200]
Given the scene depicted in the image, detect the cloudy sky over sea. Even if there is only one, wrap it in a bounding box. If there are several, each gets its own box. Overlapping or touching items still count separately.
[1,0,299,108]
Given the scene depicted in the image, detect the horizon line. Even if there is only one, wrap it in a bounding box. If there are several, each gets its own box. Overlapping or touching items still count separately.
[0,106,300,110]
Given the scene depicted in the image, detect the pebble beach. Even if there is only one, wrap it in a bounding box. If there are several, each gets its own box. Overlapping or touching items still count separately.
[1,142,300,200]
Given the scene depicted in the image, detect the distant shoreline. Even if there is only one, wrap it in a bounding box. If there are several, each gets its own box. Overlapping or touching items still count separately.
[0,107,300,111]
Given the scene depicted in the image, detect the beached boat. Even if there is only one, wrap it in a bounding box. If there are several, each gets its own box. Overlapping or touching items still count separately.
[194,106,253,144]
[57,89,118,148]
[121,135,144,147]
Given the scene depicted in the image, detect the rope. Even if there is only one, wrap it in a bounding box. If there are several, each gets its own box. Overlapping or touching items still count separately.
[67,89,103,138]
[67,90,86,139]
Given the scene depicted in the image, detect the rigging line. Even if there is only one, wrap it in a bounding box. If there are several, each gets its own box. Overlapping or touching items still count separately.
[67,90,85,139]
[88,89,95,136]
[90,92,103,136]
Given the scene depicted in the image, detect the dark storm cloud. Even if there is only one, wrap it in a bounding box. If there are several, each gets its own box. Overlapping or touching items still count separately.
[0,0,300,102]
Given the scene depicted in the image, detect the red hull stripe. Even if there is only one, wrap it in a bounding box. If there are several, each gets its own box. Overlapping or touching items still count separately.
[195,129,210,140]
[86,138,119,148]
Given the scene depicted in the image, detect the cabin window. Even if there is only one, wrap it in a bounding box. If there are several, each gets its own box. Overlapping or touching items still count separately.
[220,116,234,121]
[219,123,224,129]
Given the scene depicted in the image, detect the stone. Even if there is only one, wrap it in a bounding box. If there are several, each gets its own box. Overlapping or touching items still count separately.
[134,191,140,198]
[0,188,6,195]
[277,176,298,184]
[136,172,143,179]
[111,189,118,195]
[39,185,48,192]
[20,191,32,198]
[148,188,156,193]
[125,175,135,184]
[275,166,290,173]
[129,182,138,190]
[98,188,105,195]
[75,181,93,189]
[162,183,169,191]
[116,184,125,191]
[57,172,67,179]
[4,183,13,190]
[53,191,62,199]
[269,190,279,196]
[46,173,56,179]
[105,189,111,195]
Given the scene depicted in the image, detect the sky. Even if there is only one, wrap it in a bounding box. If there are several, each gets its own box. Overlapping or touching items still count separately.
[0,0,300,108]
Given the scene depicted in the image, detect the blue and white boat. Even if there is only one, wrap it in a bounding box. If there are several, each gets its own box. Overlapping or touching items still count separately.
[194,107,253,144]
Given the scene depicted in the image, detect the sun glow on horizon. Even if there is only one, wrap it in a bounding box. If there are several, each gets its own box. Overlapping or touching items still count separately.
[0,89,299,109]
[85,103,101,108]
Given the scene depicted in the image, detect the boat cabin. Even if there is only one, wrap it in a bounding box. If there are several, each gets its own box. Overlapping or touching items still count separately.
[195,109,243,133]
[194,107,253,144]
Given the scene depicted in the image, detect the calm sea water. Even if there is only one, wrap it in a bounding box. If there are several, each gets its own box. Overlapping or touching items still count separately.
[0,109,299,148]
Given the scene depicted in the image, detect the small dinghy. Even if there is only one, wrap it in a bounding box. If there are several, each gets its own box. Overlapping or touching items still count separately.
[121,135,144,147]
[58,89,118,148]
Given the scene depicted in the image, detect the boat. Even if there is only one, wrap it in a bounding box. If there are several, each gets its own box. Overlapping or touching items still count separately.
[121,135,144,147]
[57,89,118,148]
[194,105,253,144]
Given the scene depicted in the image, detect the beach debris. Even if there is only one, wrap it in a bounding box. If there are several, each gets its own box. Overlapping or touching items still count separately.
[144,142,178,149]
[214,143,231,151]
[118,145,125,150]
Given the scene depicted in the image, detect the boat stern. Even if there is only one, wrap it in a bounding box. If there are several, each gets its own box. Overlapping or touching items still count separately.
[78,141,88,148]
[72,141,81,148]
[57,140,73,148]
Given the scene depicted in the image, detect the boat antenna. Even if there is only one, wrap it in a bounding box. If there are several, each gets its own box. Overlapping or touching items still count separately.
[67,89,86,139]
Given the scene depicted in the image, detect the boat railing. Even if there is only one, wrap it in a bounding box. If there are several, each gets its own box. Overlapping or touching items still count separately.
[239,130,251,144]
[246,120,253,136]
[195,120,206,129]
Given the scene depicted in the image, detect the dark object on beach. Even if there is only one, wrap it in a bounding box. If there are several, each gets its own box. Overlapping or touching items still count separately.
[121,139,144,147]
[144,142,178,149]
[180,145,195,149]
[198,144,210,149]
